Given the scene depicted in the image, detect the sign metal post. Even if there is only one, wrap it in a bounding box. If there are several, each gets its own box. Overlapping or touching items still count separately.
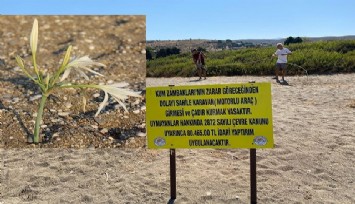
[250,148,257,204]
[170,148,177,200]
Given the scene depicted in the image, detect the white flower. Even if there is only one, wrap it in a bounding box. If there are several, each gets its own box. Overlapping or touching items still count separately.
[94,83,141,117]
[60,56,105,81]
[30,19,38,56]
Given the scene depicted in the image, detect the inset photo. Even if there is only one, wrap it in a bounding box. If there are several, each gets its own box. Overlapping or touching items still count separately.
[0,16,146,148]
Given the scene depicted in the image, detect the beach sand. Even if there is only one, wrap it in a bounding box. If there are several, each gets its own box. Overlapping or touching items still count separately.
[1,74,355,203]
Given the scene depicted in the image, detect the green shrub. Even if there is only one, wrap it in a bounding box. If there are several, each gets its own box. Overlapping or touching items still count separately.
[147,40,355,77]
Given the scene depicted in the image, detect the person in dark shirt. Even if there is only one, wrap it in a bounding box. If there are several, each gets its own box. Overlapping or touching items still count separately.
[191,49,207,80]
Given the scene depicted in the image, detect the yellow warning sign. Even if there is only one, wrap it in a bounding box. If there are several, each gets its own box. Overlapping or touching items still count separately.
[146,83,273,149]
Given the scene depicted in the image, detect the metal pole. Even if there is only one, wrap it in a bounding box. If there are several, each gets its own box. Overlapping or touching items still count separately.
[168,85,177,202]
[170,149,177,200]
[250,148,257,204]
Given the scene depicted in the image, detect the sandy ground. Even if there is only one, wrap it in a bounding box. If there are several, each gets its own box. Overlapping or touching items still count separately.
[0,16,146,148]
[1,74,354,203]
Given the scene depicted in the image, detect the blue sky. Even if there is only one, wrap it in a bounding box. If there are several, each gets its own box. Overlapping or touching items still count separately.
[1,0,354,40]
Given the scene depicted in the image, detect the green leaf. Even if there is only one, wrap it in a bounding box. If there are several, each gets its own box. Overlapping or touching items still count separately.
[15,56,36,81]
[15,55,25,69]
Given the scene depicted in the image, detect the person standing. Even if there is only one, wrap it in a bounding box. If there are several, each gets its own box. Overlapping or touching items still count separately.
[191,49,207,80]
[272,43,292,83]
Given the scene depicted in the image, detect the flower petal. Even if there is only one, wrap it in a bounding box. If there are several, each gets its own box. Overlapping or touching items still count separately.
[108,87,141,99]
[113,96,128,112]
[60,68,72,82]
[91,83,141,116]
[81,67,104,77]
[76,69,90,80]
[65,56,105,79]
[102,84,140,98]
[30,19,38,55]
[95,91,108,117]
[67,56,105,69]
[110,82,129,88]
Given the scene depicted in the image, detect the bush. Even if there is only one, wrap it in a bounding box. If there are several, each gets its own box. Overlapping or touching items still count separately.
[147,40,355,77]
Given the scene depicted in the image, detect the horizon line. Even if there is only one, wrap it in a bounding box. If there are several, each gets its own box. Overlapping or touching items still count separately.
[147,35,355,42]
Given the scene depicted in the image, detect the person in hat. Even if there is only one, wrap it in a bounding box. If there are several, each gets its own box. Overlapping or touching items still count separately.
[272,43,292,83]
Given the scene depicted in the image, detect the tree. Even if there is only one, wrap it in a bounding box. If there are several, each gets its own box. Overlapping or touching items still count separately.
[197,47,207,52]
[294,37,303,43]
[284,36,303,45]
[284,36,295,45]
[156,48,167,58]
[146,47,154,60]
[217,40,225,49]
[171,47,181,55]
[155,47,181,58]
[226,39,233,49]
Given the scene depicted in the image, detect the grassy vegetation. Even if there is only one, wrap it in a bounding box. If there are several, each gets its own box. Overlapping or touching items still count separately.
[147,40,355,77]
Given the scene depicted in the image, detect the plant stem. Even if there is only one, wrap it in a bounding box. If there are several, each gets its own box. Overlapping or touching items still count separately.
[31,94,48,143]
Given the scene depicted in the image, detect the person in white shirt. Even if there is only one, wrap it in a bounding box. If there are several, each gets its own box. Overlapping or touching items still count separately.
[272,43,292,83]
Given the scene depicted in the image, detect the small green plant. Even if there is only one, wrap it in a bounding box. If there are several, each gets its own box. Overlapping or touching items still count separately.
[16,19,140,144]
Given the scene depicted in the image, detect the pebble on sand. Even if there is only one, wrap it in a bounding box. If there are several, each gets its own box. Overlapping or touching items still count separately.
[29,95,42,101]
[100,128,109,134]
[58,112,70,117]
[136,132,146,137]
